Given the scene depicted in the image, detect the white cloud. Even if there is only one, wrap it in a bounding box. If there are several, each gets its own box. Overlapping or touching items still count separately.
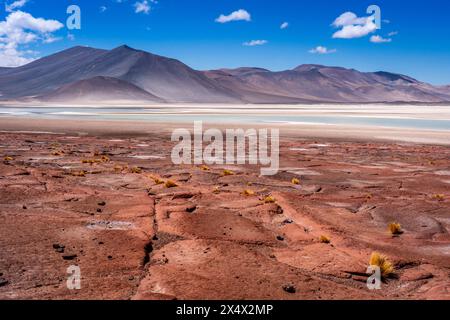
[99,6,107,13]
[388,31,398,37]
[0,11,64,67]
[134,1,151,14]
[43,35,62,44]
[370,35,392,43]
[332,11,377,39]
[5,0,28,13]
[332,12,368,27]
[215,9,251,23]
[243,40,268,46]
[280,22,289,29]
[309,46,336,54]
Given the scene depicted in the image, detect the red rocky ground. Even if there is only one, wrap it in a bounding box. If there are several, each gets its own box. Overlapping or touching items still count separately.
[0,131,449,300]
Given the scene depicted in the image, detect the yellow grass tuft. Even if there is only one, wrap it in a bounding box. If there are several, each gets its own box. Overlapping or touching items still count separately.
[213,186,220,194]
[222,169,235,176]
[369,252,394,278]
[243,189,255,196]
[114,165,123,173]
[165,180,178,188]
[130,167,142,174]
[52,151,64,156]
[291,178,300,185]
[148,175,165,185]
[71,171,86,177]
[319,235,331,244]
[82,159,102,165]
[433,194,445,201]
[388,222,403,235]
[4,156,14,161]
[200,165,210,171]
[101,156,110,162]
[263,195,276,203]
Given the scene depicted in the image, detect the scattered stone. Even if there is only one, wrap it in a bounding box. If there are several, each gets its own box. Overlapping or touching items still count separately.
[276,235,285,241]
[97,208,102,213]
[282,285,296,294]
[98,201,106,206]
[186,205,197,213]
[53,244,65,253]
[172,193,194,200]
[22,205,27,210]
[0,278,9,287]
[62,254,77,261]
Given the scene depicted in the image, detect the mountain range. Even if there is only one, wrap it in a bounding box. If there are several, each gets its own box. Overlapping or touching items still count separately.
[0,45,449,104]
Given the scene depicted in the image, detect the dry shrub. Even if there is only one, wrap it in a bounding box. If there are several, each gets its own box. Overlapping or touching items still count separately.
[222,169,235,176]
[71,171,86,177]
[165,180,178,188]
[263,195,276,203]
[388,222,403,235]
[130,167,142,174]
[319,235,331,244]
[200,165,210,171]
[291,178,300,185]
[243,189,255,196]
[433,194,445,201]
[369,252,394,278]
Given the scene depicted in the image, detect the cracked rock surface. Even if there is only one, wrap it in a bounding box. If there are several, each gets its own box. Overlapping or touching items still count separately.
[0,131,449,300]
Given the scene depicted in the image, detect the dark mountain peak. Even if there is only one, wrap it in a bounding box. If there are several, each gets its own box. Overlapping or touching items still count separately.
[0,44,448,103]
[112,44,140,52]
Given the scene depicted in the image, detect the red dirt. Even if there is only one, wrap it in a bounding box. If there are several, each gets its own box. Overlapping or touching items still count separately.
[0,131,449,300]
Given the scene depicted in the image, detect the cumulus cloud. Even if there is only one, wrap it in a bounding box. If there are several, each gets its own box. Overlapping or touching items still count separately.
[0,10,64,67]
[332,11,377,39]
[243,40,268,46]
[215,9,251,23]
[309,46,336,54]
[280,22,289,29]
[370,35,392,43]
[5,0,28,13]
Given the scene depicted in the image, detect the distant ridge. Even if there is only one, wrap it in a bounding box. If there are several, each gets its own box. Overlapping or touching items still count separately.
[0,45,449,104]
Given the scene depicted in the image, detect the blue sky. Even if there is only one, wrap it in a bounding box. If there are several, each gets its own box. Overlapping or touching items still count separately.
[1,0,450,84]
